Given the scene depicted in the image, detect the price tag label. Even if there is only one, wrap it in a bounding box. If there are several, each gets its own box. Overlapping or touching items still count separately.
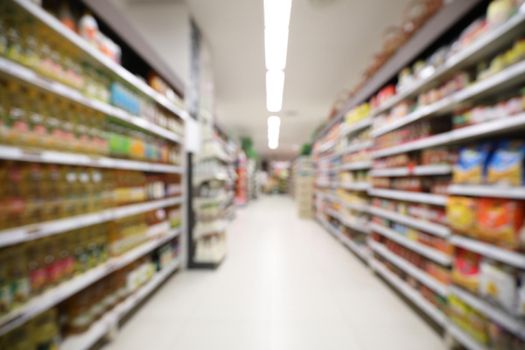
[26,226,43,236]
[22,149,43,159]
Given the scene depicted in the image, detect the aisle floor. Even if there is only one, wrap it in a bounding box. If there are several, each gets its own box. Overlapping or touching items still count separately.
[104,196,445,350]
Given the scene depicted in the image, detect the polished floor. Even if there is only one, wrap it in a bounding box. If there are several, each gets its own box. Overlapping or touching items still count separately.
[104,196,445,350]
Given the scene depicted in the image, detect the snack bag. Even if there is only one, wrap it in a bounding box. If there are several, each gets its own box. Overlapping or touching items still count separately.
[453,144,491,184]
[487,140,525,186]
[447,197,477,234]
[479,260,517,314]
[451,248,482,292]
[477,198,525,249]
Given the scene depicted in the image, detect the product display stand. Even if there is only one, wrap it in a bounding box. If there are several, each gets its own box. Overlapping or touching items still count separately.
[189,123,237,269]
[0,0,188,348]
[312,1,525,349]
[294,157,314,218]
[235,151,249,206]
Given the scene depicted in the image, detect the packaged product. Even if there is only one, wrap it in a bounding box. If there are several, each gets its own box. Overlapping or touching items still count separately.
[451,248,481,292]
[421,148,450,165]
[110,83,141,115]
[477,198,525,249]
[479,260,517,314]
[79,13,98,46]
[426,262,451,284]
[487,0,515,28]
[487,140,525,186]
[31,308,60,350]
[453,143,491,184]
[447,196,477,234]
[488,321,525,350]
[0,249,12,315]
[448,293,490,345]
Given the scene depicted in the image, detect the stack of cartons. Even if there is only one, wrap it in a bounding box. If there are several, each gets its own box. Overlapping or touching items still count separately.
[294,157,314,219]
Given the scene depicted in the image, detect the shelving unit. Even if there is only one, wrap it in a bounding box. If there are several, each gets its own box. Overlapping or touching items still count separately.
[318,219,370,262]
[450,286,525,340]
[311,1,525,349]
[61,259,180,350]
[190,123,238,269]
[0,227,181,337]
[368,189,447,206]
[10,0,188,119]
[0,57,183,144]
[368,206,450,237]
[369,241,448,296]
[369,258,448,327]
[0,197,182,248]
[0,0,188,348]
[294,157,315,218]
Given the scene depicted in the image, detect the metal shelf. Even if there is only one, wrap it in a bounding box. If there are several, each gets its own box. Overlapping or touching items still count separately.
[338,161,371,171]
[317,139,337,153]
[13,0,189,120]
[0,57,183,144]
[340,117,373,137]
[340,140,373,156]
[339,200,369,213]
[0,228,182,337]
[339,216,370,234]
[450,286,525,340]
[194,220,229,238]
[61,260,180,350]
[370,258,448,327]
[314,0,483,139]
[370,164,451,177]
[370,223,451,266]
[321,220,370,262]
[447,323,488,350]
[0,197,183,248]
[448,184,525,199]
[0,145,182,173]
[369,241,448,296]
[450,235,525,269]
[339,182,370,191]
[372,58,525,137]
[368,188,447,206]
[373,112,525,159]
[372,133,451,159]
[368,206,450,237]
[372,10,525,117]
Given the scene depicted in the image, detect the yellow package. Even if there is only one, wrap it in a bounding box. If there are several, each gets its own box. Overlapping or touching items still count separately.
[447,197,477,234]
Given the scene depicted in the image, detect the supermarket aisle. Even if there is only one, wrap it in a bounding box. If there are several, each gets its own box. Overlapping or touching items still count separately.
[104,196,445,350]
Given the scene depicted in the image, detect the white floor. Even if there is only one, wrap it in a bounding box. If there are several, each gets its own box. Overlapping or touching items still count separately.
[104,196,446,350]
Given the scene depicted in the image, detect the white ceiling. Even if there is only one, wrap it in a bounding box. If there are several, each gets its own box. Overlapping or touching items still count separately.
[187,0,412,158]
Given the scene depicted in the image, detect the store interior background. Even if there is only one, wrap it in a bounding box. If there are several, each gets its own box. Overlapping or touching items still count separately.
[1,0,525,349]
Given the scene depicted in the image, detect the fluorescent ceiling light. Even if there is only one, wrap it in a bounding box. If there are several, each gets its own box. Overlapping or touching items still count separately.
[264,0,292,28]
[264,0,291,112]
[267,115,281,149]
[266,70,284,112]
[265,26,288,70]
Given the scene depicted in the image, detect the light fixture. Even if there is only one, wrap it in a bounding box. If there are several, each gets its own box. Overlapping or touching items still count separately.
[264,0,292,28]
[265,27,289,70]
[267,115,281,149]
[266,70,284,112]
[264,0,292,112]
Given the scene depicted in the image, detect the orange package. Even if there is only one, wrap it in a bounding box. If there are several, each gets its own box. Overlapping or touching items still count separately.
[476,198,525,250]
[426,262,451,285]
